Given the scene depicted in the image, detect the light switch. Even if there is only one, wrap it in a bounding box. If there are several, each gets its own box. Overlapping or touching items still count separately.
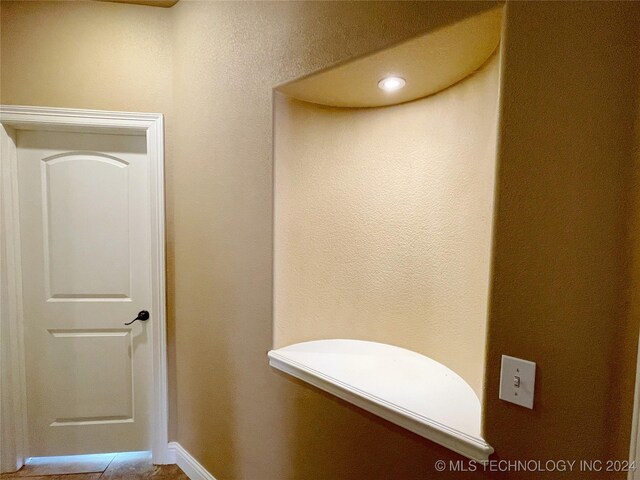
[499,355,536,409]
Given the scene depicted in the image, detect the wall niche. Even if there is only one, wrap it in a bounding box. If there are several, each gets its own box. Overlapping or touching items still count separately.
[270,5,502,462]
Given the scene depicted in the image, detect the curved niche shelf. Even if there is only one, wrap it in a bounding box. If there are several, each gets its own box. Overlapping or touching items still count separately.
[269,340,493,462]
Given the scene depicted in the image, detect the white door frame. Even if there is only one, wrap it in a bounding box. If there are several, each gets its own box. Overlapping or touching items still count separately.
[0,105,170,472]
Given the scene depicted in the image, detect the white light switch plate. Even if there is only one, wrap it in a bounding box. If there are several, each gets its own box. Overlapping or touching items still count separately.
[499,355,536,409]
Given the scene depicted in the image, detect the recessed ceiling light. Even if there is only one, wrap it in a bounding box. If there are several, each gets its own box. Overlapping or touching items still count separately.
[378,76,406,92]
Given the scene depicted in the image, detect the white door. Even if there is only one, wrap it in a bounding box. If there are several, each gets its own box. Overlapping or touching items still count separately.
[17,129,152,456]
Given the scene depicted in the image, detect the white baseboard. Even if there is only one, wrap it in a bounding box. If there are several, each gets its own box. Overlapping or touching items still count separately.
[167,442,217,480]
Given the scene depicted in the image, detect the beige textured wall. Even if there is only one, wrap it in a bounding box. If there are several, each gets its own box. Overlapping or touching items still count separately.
[273,53,499,397]
[631,64,640,476]
[2,1,640,480]
[0,1,172,112]
[483,1,640,474]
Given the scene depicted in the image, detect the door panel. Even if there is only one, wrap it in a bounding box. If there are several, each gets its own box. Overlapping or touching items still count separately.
[44,153,130,300]
[17,130,151,456]
[46,329,133,425]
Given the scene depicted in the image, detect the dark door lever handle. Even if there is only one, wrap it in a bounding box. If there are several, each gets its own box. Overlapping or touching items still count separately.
[125,310,150,326]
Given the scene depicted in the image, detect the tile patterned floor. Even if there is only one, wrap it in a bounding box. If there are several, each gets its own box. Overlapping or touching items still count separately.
[1,452,189,480]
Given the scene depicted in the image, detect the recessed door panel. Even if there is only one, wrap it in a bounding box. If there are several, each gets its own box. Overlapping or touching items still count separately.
[46,329,133,424]
[43,154,130,300]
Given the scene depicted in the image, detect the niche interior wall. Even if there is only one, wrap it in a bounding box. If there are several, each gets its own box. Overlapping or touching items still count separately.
[272,5,502,461]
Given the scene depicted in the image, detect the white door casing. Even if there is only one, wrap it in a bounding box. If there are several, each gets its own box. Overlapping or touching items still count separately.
[0,106,169,472]
[1,124,28,474]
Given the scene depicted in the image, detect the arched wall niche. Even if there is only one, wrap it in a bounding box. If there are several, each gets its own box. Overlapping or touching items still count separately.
[271,5,503,462]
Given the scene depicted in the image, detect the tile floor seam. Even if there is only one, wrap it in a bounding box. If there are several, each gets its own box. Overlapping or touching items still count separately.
[99,454,117,478]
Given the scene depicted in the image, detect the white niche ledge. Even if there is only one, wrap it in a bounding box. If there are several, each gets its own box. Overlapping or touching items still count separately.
[268,339,493,462]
